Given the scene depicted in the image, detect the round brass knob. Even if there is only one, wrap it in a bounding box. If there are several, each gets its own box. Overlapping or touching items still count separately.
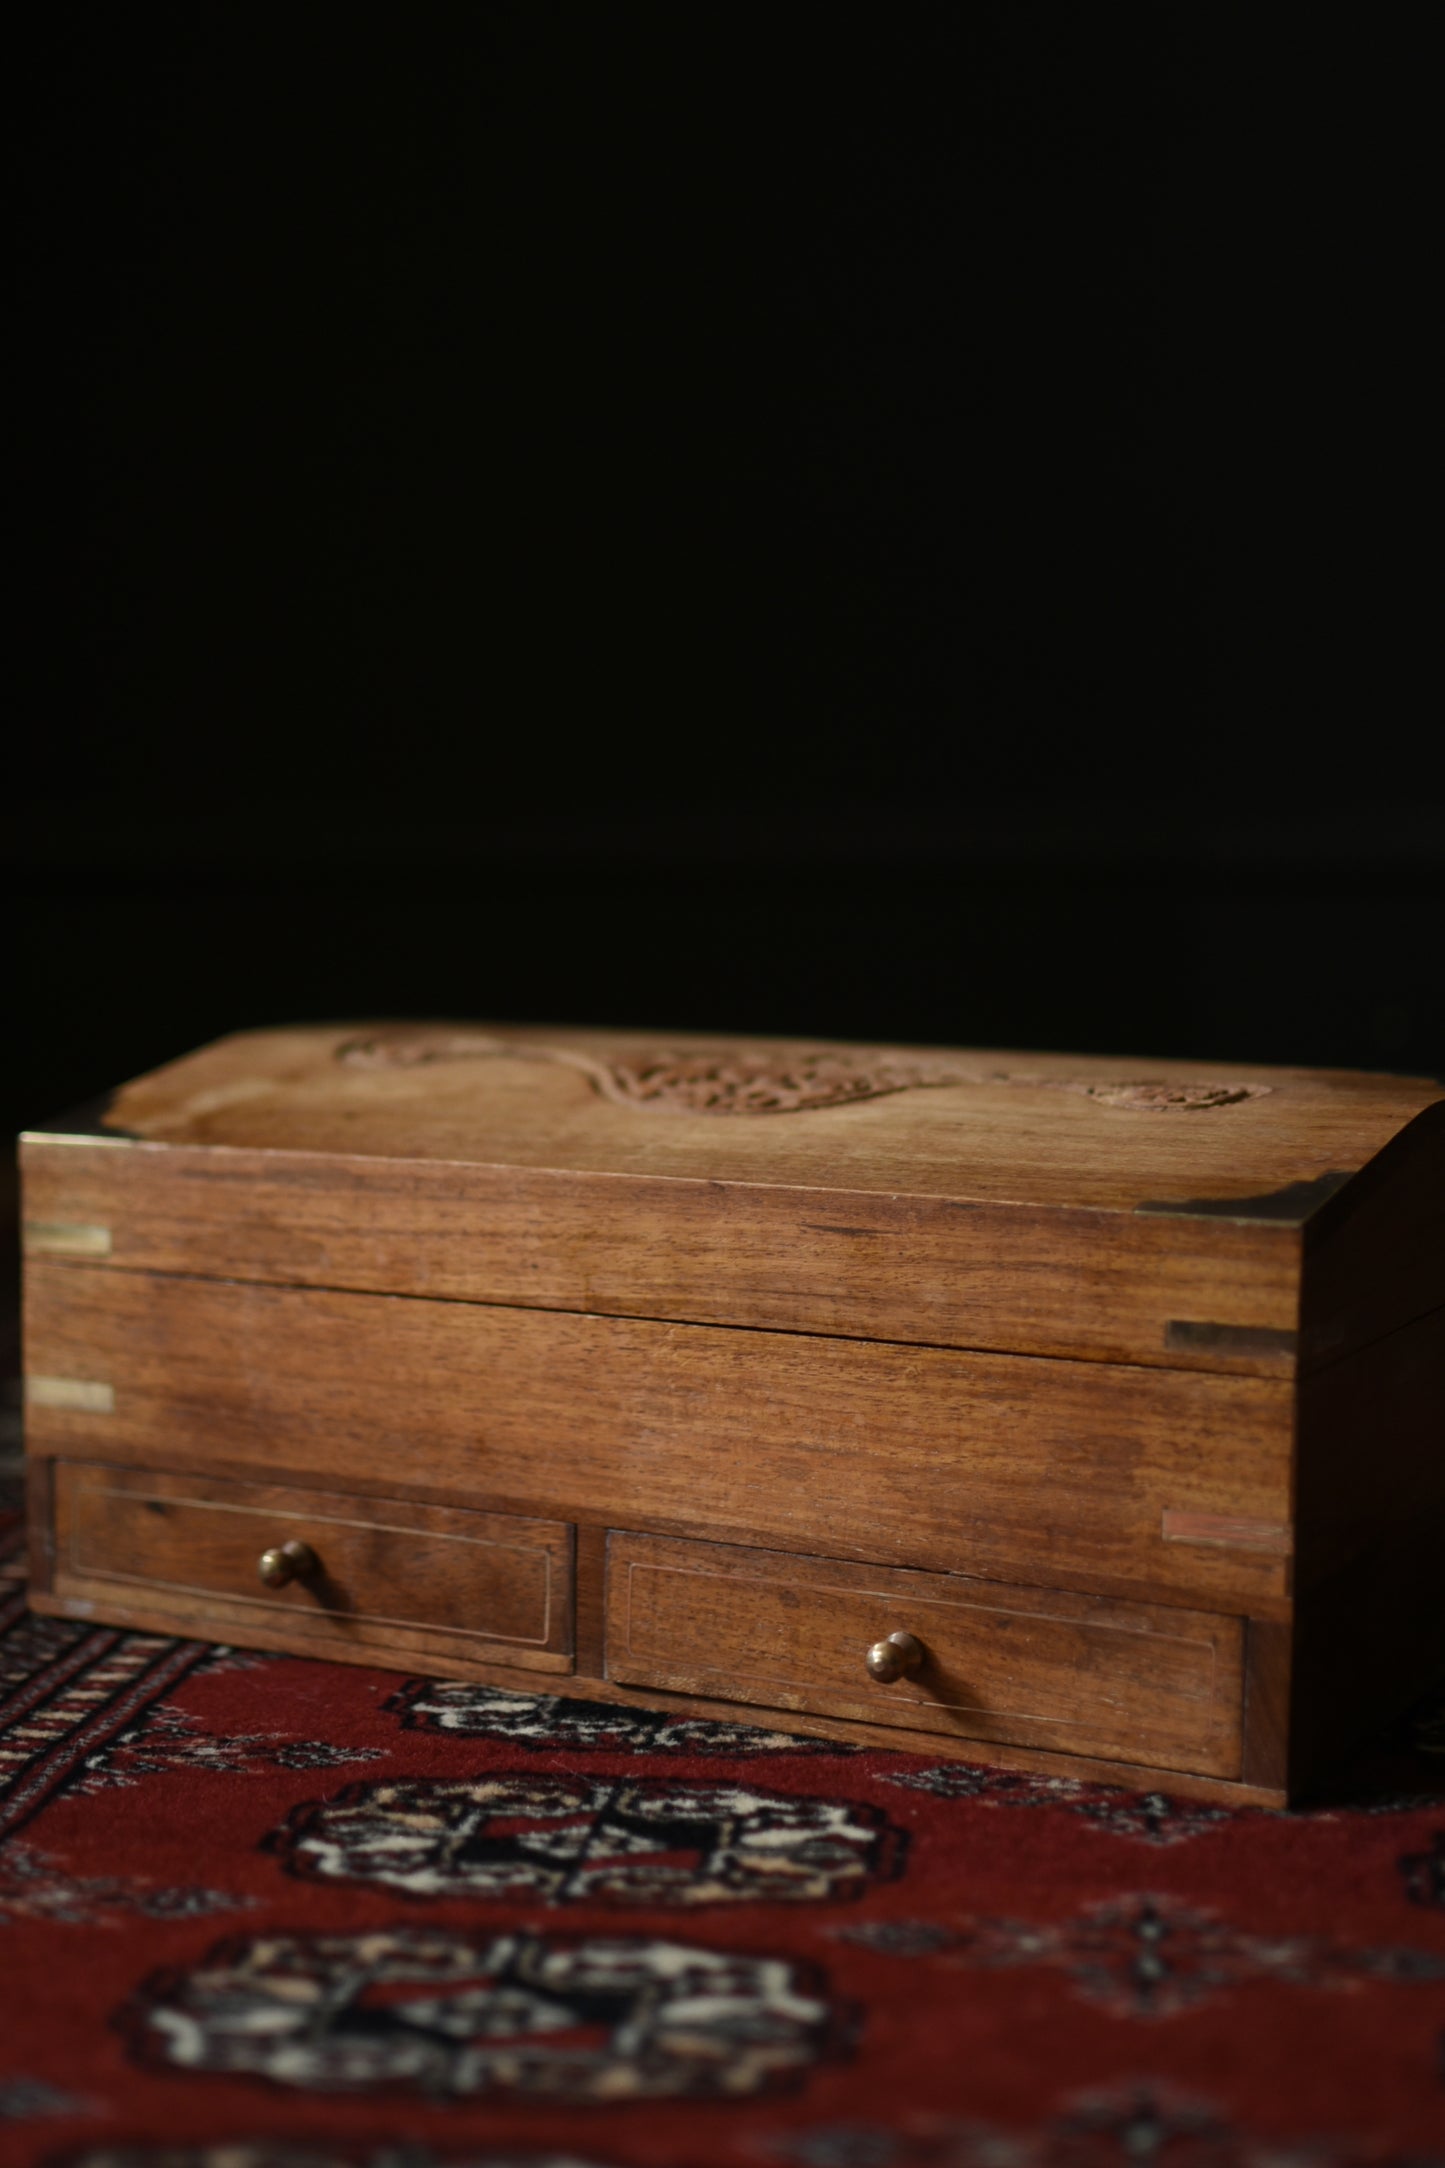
[865,1630,925,1684]
[257,1539,318,1589]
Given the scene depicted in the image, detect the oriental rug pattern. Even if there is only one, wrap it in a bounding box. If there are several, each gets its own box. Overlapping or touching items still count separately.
[2,1520,1443,2167]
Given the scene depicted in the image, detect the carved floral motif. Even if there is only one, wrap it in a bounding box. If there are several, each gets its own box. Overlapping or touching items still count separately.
[594,1050,966,1115]
[337,1030,1269,1115]
[1051,1078,1271,1113]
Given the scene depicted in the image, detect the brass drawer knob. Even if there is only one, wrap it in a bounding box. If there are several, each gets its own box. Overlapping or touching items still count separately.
[866,1630,925,1684]
[258,1539,319,1588]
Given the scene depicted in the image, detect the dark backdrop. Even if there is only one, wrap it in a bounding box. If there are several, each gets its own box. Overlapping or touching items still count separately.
[10,8,1443,1212]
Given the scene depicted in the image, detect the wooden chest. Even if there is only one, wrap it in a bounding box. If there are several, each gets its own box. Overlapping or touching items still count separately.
[20,1023,1444,1806]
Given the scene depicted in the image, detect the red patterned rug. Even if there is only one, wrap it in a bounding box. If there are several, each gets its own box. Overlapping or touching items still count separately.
[2,1515,1443,2168]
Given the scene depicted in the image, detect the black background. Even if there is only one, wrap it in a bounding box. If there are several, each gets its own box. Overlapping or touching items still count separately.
[9,6,1443,1315]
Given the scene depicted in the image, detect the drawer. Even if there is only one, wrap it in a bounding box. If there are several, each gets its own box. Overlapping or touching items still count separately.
[52,1463,573,1673]
[605,1532,1244,1777]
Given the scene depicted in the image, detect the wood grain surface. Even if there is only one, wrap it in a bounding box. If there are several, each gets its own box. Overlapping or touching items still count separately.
[22,1136,1302,1375]
[605,1531,1245,1777]
[23,1262,1293,1614]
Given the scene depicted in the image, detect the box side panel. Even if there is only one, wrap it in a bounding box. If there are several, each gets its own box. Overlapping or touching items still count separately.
[22,1261,1294,1615]
[1292,1301,1445,1790]
[1300,1099,1445,1370]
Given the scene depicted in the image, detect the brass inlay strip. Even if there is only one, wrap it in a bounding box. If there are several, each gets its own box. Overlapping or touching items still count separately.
[26,1377,115,1413]
[19,1129,131,1150]
[1161,1509,1293,1555]
[23,1221,113,1258]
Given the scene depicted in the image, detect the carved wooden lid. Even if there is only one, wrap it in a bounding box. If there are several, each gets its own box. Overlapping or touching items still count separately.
[75,1021,1441,1220]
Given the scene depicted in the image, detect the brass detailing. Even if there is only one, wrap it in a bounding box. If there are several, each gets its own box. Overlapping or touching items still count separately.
[258,1539,320,1588]
[26,1376,115,1413]
[17,1127,132,1150]
[865,1630,925,1684]
[1164,1320,1298,1358]
[1161,1510,1294,1556]
[23,1221,113,1258]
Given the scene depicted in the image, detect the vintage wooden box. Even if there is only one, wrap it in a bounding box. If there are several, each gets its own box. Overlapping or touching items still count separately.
[19,1023,1444,1805]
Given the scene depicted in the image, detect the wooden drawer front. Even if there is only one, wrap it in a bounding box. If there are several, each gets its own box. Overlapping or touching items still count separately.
[606,1533,1244,1778]
[24,1264,1292,1613]
[53,1463,573,1673]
